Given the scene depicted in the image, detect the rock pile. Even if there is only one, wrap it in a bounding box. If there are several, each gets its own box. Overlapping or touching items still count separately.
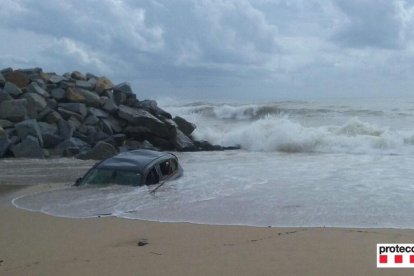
[0,67,237,160]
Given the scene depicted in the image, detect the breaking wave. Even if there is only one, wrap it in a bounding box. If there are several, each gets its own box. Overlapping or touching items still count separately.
[161,100,414,155]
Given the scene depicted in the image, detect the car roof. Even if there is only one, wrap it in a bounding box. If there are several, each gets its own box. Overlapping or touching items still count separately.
[96,149,174,173]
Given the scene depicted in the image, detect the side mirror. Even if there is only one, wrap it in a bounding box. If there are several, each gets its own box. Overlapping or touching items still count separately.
[74,178,82,186]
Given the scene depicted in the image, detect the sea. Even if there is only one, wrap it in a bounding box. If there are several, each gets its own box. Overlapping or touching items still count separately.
[11,97,414,228]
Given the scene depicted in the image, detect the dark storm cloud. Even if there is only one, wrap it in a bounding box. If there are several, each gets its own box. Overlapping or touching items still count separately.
[1,0,414,99]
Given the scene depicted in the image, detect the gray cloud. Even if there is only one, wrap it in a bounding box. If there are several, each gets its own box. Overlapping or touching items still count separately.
[1,0,414,100]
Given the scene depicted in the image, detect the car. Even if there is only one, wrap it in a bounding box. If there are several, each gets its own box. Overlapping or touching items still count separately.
[74,149,183,187]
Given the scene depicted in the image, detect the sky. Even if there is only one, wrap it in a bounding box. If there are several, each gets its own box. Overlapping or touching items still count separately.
[2,0,414,101]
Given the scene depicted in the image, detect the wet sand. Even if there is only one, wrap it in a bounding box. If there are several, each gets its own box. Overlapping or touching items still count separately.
[0,185,413,275]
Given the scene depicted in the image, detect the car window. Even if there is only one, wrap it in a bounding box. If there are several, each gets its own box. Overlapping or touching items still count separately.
[80,168,141,186]
[146,167,160,185]
[159,159,178,177]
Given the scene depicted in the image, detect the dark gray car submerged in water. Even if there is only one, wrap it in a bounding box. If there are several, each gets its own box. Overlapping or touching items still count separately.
[75,149,183,187]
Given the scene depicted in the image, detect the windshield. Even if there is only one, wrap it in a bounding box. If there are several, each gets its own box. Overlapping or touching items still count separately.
[80,168,142,186]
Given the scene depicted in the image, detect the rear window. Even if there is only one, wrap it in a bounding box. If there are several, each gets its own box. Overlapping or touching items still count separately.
[80,168,141,186]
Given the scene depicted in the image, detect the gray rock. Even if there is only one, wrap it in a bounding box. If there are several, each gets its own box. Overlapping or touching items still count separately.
[76,141,117,160]
[58,119,74,140]
[84,114,100,126]
[113,82,133,94]
[65,87,86,103]
[100,119,113,135]
[38,122,62,148]
[57,107,83,121]
[51,88,66,100]
[68,116,82,130]
[28,82,49,97]
[37,107,53,120]
[15,119,44,147]
[89,107,109,118]
[45,111,63,124]
[79,89,101,107]
[0,89,13,102]
[118,105,169,138]
[0,99,28,122]
[0,135,11,157]
[3,82,23,97]
[173,116,196,136]
[23,92,47,112]
[11,135,44,158]
[75,80,94,90]
[107,116,122,133]
[174,129,196,151]
[138,100,172,119]
[71,71,87,81]
[58,103,87,118]
[124,126,152,140]
[104,134,126,147]
[0,72,5,85]
[86,72,98,80]
[48,74,66,84]
[101,96,118,113]
[55,137,91,155]
[87,78,97,89]
[113,90,127,105]
[46,98,58,109]
[95,76,113,94]
[0,119,13,128]
[75,80,95,91]
[125,139,142,150]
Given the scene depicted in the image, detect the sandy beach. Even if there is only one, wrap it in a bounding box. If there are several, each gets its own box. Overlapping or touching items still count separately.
[0,185,412,276]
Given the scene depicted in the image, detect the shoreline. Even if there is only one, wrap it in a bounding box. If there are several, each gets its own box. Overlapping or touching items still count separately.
[1,185,413,275]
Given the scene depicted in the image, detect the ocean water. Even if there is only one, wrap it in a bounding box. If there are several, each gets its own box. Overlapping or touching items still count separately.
[12,97,414,228]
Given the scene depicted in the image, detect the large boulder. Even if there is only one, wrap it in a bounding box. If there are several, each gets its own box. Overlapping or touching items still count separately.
[118,105,170,138]
[50,88,66,100]
[6,70,30,88]
[58,119,75,140]
[173,116,196,136]
[88,107,109,118]
[0,119,13,128]
[75,80,94,90]
[95,76,113,94]
[0,72,5,85]
[79,89,101,107]
[3,82,23,97]
[65,87,86,103]
[113,82,133,94]
[57,107,83,121]
[101,96,118,113]
[0,99,28,122]
[174,129,196,151]
[0,89,13,102]
[38,122,62,148]
[138,100,172,119]
[58,103,87,118]
[28,82,49,97]
[54,137,91,156]
[71,71,87,81]
[45,110,63,124]
[76,141,117,160]
[14,119,44,146]
[11,135,44,158]
[23,92,47,112]
[0,135,11,157]
[48,74,66,84]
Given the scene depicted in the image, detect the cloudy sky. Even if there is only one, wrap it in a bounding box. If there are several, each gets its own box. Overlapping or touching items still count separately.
[2,0,414,100]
